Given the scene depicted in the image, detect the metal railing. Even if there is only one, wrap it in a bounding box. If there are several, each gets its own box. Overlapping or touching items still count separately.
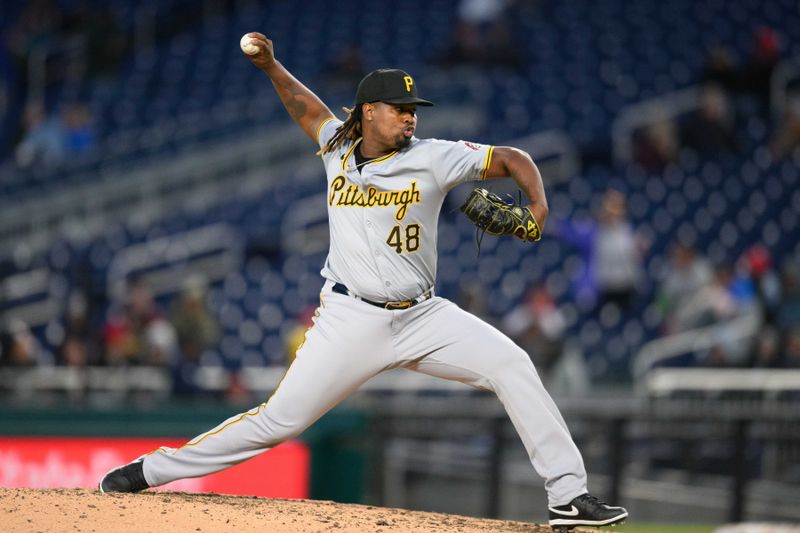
[514,129,580,183]
[105,223,243,301]
[611,85,701,163]
[0,124,309,258]
[631,311,762,387]
[645,368,800,397]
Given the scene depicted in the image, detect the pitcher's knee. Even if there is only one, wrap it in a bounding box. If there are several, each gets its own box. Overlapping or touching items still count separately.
[492,346,539,379]
[256,413,307,446]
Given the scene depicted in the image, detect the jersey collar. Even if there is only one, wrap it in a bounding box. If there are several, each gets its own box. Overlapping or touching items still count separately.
[341,137,399,172]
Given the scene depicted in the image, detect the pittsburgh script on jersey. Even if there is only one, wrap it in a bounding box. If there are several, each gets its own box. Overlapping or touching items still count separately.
[328,175,421,221]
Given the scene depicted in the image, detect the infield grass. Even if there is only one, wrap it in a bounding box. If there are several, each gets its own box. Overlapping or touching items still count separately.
[611,524,715,533]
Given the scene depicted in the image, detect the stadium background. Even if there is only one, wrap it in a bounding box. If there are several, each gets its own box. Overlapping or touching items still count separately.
[0,0,799,530]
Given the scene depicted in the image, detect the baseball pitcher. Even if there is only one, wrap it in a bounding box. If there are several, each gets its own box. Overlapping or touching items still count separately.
[99,32,627,530]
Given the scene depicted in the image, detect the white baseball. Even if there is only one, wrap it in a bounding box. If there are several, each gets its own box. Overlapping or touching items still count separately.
[240,34,259,55]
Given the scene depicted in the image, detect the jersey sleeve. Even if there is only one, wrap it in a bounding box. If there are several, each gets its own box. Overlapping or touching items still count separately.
[317,117,342,150]
[429,139,495,191]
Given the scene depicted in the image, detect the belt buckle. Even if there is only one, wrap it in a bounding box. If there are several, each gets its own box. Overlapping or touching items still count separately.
[385,300,412,310]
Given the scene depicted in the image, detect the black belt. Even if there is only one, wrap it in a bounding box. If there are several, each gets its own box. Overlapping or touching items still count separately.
[332,282,432,310]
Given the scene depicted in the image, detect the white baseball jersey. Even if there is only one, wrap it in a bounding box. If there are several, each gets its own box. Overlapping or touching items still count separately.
[317,117,494,302]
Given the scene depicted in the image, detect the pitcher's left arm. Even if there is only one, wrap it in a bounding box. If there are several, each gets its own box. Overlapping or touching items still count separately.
[484,147,549,231]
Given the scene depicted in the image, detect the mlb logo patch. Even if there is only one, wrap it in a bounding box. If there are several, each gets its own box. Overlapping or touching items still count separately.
[462,141,482,152]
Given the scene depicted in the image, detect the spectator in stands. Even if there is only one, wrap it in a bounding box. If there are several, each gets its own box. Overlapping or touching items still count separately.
[552,189,646,311]
[742,26,781,114]
[769,96,800,161]
[169,275,220,395]
[58,291,98,367]
[680,84,739,157]
[656,241,713,335]
[440,20,482,67]
[632,117,680,173]
[502,285,566,381]
[324,44,366,89]
[750,326,782,368]
[61,1,127,81]
[5,0,63,93]
[15,100,95,168]
[62,101,96,157]
[775,259,800,368]
[103,277,177,366]
[456,280,494,325]
[784,328,800,368]
[739,244,781,325]
[0,42,15,154]
[169,275,219,364]
[776,261,800,333]
[702,46,740,94]
[60,335,88,367]
[14,100,65,169]
[673,261,759,367]
[438,0,524,71]
[0,318,41,367]
[671,262,746,333]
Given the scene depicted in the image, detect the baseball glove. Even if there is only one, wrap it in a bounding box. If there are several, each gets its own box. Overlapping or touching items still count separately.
[460,188,542,242]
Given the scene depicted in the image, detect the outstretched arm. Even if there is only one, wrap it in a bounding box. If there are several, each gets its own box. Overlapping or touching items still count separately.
[485,146,549,230]
[241,32,335,142]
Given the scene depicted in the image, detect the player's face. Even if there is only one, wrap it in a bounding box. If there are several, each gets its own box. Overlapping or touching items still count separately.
[369,102,417,151]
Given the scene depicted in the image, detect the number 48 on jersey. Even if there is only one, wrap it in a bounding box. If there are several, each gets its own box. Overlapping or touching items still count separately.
[386,223,420,254]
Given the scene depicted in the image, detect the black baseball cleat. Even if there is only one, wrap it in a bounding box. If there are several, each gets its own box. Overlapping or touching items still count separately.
[548,493,628,530]
[98,457,149,493]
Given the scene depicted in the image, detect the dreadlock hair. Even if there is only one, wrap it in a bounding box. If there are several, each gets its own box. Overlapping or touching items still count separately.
[317,105,363,156]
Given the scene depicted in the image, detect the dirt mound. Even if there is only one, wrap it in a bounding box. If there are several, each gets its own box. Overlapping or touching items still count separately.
[0,488,590,532]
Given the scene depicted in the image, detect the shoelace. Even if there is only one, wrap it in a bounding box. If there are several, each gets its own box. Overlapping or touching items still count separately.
[579,494,610,508]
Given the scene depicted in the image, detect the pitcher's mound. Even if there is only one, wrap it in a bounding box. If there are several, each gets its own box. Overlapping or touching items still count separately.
[0,488,596,532]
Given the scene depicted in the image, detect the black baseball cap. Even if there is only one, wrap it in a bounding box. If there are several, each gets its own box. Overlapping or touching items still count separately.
[355,69,434,106]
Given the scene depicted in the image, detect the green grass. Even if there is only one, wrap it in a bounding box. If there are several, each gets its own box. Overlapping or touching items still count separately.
[609,524,716,533]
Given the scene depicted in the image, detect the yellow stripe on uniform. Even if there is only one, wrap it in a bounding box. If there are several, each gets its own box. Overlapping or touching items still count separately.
[368,150,399,165]
[291,293,324,361]
[480,145,495,180]
[340,137,399,171]
[316,116,335,145]
[146,446,173,457]
[173,403,269,452]
[341,138,363,171]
